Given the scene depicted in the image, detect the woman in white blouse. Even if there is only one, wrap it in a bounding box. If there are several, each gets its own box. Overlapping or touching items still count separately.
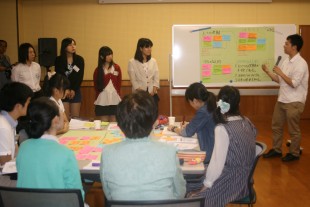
[188,86,256,207]
[11,43,43,100]
[128,38,160,108]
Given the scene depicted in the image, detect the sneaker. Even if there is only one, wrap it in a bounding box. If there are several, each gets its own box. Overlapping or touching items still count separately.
[263,149,282,158]
[282,153,299,162]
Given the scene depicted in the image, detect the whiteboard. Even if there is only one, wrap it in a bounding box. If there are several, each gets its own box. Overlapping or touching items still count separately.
[172,24,296,87]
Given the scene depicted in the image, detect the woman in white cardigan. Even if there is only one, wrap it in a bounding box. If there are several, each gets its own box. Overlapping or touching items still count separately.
[128,38,160,108]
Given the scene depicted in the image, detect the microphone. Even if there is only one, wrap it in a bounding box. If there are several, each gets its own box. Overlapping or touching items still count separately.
[275,56,282,66]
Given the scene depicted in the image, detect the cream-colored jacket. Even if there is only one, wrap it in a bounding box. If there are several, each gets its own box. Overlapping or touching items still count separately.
[128,58,159,93]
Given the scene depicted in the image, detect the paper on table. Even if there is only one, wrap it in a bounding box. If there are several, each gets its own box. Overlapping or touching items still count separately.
[174,143,198,150]
[2,161,17,174]
[69,119,92,130]
[159,135,198,144]
[162,127,178,136]
[159,136,198,150]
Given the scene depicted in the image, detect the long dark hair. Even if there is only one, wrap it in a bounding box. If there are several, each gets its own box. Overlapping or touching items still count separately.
[60,37,76,59]
[96,46,114,92]
[185,82,216,113]
[134,38,153,63]
[26,97,59,138]
[43,73,70,97]
[213,85,241,124]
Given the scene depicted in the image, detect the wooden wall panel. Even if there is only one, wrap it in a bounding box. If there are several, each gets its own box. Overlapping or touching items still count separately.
[80,80,306,122]
[300,25,310,119]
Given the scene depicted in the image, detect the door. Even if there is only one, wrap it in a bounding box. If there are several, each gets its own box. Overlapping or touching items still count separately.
[299,25,310,119]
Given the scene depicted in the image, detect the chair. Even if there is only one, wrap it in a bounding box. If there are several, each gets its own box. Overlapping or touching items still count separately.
[230,141,267,207]
[0,186,84,207]
[106,197,205,207]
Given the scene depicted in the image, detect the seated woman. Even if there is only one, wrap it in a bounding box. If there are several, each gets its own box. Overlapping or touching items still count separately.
[100,90,186,200]
[187,86,256,207]
[16,97,85,200]
[43,73,70,134]
[168,82,216,164]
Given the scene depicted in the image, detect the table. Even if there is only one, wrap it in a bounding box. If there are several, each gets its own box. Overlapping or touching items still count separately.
[58,123,205,182]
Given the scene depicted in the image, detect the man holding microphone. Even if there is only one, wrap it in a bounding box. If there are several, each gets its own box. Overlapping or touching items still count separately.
[262,34,308,162]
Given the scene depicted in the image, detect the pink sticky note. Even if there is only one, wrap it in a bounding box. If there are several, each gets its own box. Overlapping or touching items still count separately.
[93,147,103,152]
[239,32,248,38]
[203,36,212,42]
[202,64,212,70]
[86,154,98,160]
[202,70,211,77]
[59,140,68,145]
[79,148,92,154]
[76,154,87,160]
[222,68,232,74]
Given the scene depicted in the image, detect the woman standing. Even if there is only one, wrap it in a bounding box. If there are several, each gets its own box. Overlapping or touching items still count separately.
[11,43,43,99]
[93,46,122,122]
[55,37,84,119]
[128,38,159,108]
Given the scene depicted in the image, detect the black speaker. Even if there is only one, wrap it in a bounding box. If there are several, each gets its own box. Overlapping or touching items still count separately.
[38,38,57,68]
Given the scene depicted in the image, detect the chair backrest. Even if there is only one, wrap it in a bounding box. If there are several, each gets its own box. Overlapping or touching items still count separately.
[247,141,267,201]
[0,186,84,207]
[107,197,205,207]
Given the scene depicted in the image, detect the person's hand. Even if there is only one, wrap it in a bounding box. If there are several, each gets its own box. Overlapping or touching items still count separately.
[262,64,269,73]
[186,186,208,198]
[69,90,76,99]
[63,89,70,99]
[180,122,188,129]
[167,125,175,131]
[272,66,282,75]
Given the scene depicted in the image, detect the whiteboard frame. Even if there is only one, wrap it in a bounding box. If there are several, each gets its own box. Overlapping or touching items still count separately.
[172,24,296,88]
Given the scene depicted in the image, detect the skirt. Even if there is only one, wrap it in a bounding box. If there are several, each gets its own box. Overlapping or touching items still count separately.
[95,105,117,116]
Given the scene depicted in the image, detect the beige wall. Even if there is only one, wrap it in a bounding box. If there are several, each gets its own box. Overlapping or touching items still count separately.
[1,0,310,80]
[0,0,18,63]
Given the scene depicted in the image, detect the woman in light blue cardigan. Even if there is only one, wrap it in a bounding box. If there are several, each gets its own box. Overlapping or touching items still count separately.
[16,97,85,200]
[100,91,186,200]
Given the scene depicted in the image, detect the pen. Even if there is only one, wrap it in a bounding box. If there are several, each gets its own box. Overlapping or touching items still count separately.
[182,115,185,126]
[190,27,211,33]
[92,162,100,167]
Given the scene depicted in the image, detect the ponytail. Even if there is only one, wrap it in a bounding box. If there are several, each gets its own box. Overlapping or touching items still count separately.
[26,97,59,138]
[213,85,241,124]
[205,91,216,113]
[185,82,216,113]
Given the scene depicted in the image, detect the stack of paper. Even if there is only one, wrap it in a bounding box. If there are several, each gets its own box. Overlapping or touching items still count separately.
[177,151,206,162]
[158,135,198,150]
[69,119,93,130]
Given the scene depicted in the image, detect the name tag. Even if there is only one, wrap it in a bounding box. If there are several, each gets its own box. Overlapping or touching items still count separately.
[113,71,119,76]
[73,65,80,72]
